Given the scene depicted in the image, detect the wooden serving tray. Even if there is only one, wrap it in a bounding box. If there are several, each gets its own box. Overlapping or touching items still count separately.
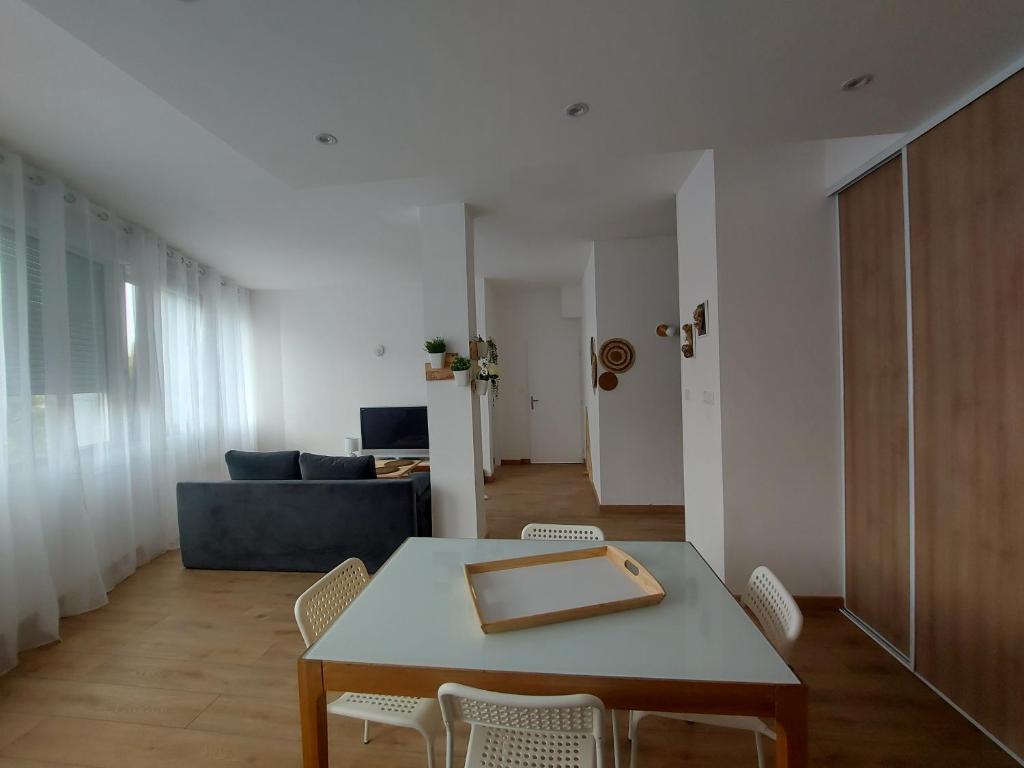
[464,545,665,634]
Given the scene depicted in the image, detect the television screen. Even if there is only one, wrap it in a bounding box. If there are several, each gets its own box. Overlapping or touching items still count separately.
[359,406,429,451]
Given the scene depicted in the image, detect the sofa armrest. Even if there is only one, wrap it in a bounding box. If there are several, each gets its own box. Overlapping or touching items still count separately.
[409,473,432,537]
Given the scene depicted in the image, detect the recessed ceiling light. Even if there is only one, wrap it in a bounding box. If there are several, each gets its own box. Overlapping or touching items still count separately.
[564,102,590,118]
[315,132,338,145]
[841,74,874,92]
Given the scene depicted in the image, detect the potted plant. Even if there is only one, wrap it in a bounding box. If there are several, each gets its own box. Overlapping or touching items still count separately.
[475,337,500,398]
[451,356,472,386]
[424,337,447,369]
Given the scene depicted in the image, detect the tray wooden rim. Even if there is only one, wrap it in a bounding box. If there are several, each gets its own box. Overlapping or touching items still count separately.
[463,544,666,634]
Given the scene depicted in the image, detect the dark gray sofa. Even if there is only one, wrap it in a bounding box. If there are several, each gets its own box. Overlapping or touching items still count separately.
[177,474,431,573]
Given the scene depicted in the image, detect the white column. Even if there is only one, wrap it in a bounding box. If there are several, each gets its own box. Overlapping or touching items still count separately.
[420,204,486,538]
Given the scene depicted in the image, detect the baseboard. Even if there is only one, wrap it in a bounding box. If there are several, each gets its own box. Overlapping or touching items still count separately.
[500,458,531,465]
[598,504,684,515]
[794,595,844,611]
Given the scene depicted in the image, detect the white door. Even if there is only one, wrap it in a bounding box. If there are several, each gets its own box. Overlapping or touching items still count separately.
[527,313,583,464]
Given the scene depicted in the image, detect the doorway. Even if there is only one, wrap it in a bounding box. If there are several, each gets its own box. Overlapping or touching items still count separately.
[490,285,583,465]
[526,305,583,463]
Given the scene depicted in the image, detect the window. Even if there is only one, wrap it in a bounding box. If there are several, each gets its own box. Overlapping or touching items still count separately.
[125,280,137,374]
[68,250,111,448]
[65,250,107,395]
[1,225,112,448]
[160,287,197,436]
[72,392,107,447]
[0,224,41,397]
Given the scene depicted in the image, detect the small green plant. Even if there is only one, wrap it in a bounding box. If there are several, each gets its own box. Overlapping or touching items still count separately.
[450,356,471,372]
[424,337,446,353]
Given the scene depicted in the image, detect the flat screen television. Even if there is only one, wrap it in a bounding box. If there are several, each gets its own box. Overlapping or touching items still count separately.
[359,406,429,457]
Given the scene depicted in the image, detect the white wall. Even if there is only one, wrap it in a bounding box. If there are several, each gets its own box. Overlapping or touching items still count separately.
[714,142,842,596]
[675,150,725,576]
[823,133,904,190]
[489,286,530,462]
[560,284,584,458]
[490,284,583,463]
[560,284,582,318]
[250,280,426,453]
[581,251,601,496]
[420,203,485,538]
[591,236,685,507]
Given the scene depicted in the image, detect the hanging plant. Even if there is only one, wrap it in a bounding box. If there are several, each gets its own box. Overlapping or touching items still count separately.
[474,336,500,399]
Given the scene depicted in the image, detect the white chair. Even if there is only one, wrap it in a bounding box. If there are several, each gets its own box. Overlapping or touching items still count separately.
[520,521,618,765]
[294,557,444,767]
[521,523,605,541]
[438,682,611,768]
[627,566,803,768]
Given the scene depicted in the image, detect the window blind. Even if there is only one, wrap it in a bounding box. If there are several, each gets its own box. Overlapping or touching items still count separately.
[65,250,107,395]
[1,225,108,396]
[1,224,42,395]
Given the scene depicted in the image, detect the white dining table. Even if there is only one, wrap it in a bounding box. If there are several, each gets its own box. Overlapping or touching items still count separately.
[298,537,807,767]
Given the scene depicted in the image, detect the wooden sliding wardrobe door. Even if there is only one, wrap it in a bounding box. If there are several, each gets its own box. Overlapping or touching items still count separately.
[910,70,1024,756]
[839,156,910,654]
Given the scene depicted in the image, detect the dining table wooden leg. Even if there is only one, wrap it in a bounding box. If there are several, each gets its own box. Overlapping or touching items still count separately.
[298,658,329,768]
[774,683,808,768]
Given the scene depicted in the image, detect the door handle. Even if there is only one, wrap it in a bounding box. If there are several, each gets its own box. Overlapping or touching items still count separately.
[530,396,539,410]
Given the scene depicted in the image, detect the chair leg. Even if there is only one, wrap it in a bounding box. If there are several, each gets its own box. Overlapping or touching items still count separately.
[610,709,620,768]
[629,716,640,768]
[423,732,435,768]
[754,732,766,768]
[363,719,370,744]
[627,710,635,741]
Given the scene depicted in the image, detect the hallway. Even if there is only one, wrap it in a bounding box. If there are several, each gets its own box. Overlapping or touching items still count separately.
[484,462,685,541]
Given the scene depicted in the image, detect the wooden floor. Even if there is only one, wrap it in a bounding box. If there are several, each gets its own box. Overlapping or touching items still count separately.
[486,462,685,541]
[0,464,1015,767]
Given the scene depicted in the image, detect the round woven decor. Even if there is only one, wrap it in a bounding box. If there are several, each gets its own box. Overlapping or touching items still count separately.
[599,338,636,373]
[598,371,619,391]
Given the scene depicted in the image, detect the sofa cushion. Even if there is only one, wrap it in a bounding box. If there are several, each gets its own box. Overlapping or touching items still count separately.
[299,452,377,480]
[225,450,301,480]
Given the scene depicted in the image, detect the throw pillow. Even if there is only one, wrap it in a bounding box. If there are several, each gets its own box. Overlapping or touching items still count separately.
[299,452,377,480]
[225,450,301,480]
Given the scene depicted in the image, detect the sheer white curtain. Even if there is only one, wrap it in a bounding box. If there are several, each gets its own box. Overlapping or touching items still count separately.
[161,250,255,482]
[0,148,255,673]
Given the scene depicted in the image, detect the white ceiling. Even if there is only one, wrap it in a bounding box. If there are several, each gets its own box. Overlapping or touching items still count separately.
[2,0,1023,288]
